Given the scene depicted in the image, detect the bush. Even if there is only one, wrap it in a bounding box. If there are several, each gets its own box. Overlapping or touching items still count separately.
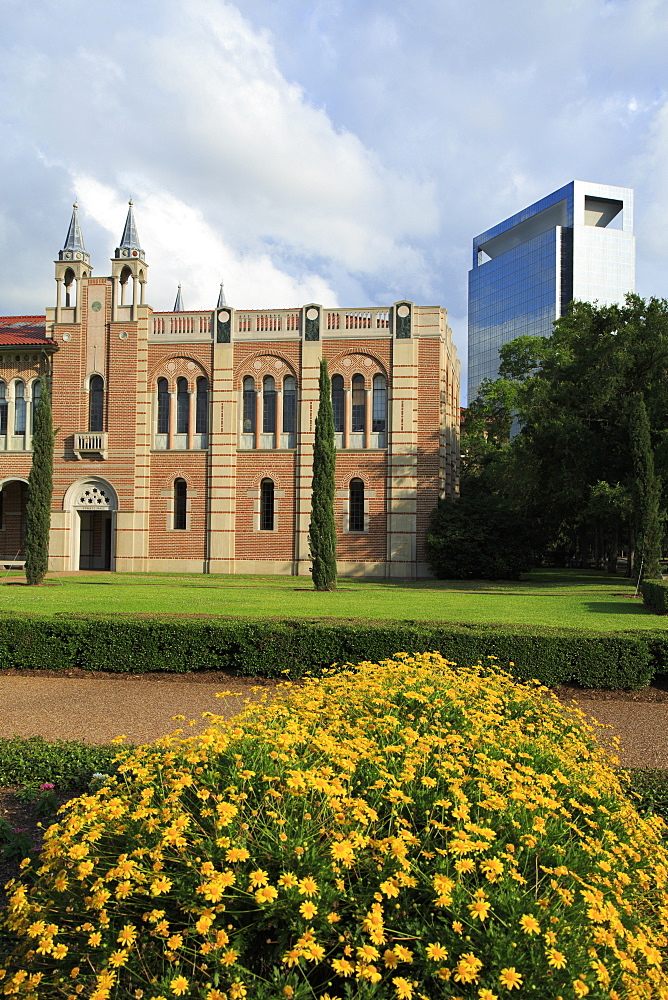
[641,578,668,613]
[0,615,661,689]
[2,654,667,998]
[0,737,130,795]
[425,487,535,580]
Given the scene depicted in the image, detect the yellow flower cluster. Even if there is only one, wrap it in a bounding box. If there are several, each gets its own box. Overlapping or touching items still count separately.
[1,652,668,999]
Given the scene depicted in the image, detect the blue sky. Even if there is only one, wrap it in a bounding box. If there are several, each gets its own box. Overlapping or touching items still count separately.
[2,0,668,399]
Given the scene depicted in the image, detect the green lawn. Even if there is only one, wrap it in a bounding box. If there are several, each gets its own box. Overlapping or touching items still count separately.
[0,568,663,631]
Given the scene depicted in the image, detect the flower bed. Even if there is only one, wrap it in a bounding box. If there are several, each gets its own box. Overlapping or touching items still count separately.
[1,653,667,998]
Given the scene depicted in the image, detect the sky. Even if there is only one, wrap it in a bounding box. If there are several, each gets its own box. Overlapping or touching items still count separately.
[1,0,668,401]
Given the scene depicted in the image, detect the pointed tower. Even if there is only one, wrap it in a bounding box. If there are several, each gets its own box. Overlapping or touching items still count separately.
[216,281,227,308]
[174,285,184,311]
[110,200,148,321]
[55,203,92,322]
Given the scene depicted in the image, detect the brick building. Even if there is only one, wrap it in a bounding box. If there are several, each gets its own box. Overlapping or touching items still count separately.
[0,204,460,577]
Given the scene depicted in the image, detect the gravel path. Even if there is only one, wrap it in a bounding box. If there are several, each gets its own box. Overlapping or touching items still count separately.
[0,672,666,769]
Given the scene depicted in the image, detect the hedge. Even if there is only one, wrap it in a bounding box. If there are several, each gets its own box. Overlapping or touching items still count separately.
[0,614,666,688]
[641,578,668,613]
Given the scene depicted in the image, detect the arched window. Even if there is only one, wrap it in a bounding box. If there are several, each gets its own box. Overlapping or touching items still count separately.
[263,376,276,434]
[176,377,189,435]
[14,381,26,435]
[119,265,132,306]
[351,375,365,432]
[64,267,76,307]
[0,382,6,436]
[31,380,42,433]
[260,478,275,530]
[243,376,256,434]
[195,377,208,435]
[174,478,187,530]
[331,374,344,433]
[349,479,365,531]
[372,374,387,433]
[283,375,296,435]
[89,375,104,432]
[157,378,170,434]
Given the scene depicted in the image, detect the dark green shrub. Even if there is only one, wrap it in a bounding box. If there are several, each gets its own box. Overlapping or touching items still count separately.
[641,578,668,613]
[0,736,128,793]
[0,614,660,688]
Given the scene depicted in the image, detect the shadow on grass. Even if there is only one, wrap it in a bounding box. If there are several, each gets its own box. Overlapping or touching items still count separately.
[584,601,656,616]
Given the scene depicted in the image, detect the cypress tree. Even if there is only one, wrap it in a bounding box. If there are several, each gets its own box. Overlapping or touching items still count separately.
[629,393,662,580]
[309,358,337,591]
[25,373,54,586]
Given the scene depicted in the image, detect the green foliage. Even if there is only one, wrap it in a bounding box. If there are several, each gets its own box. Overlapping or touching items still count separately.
[469,294,668,569]
[629,393,663,578]
[3,655,668,997]
[625,768,668,833]
[425,480,535,580]
[0,614,661,688]
[641,579,668,614]
[24,377,54,587]
[309,358,337,591]
[0,736,127,793]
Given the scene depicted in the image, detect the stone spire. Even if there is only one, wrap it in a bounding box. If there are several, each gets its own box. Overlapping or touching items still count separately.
[174,284,184,311]
[59,203,90,264]
[114,200,145,261]
[217,280,227,308]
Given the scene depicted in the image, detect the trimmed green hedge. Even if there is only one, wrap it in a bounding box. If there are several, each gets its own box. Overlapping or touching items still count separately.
[0,614,666,688]
[641,578,668,613]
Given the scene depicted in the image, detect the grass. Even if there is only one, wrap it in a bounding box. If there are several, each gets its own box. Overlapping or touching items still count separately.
[0,567,664,631]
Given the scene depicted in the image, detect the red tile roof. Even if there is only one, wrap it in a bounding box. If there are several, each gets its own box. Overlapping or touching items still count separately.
[0,316,51,346]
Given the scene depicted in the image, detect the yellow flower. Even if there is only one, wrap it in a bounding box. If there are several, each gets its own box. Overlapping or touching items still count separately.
[393,945,414,964]
[331,958,354,976]
[248,868,269,887]
[392,976,414,999]
[299,901,318,919]
[572,981,590,999]
[478,991,498,1000]
[384,949,400,968]
[498,967,523,990]
[88,931,102,947]
[167,934,183,949]
[278,872,298,888]
[425,943,448,961]
[519,913,540,935]
[454,952,483,985]
[546,948,567,969]
[150,876,173,896]
[222,949,239,966]
[298,876,319,896]
[225,847,250,863]
[109,950,129,968]
[468,898,491,921]
[169,977,189,997]
[255,885,279,904]
[52,942,69,960]
[117,924,137,946]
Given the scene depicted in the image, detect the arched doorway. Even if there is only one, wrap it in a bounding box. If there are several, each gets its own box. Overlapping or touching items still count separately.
[64,479,118,571]
[0,478,29,565]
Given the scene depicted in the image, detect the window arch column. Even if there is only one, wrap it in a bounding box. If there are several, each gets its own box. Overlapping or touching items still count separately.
[188,387,196,450]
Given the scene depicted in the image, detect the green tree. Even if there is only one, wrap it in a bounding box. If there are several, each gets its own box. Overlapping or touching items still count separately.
[25,374,54,586]
[471,294,668,569]
[628,393,663,579]
[309,359,337,591]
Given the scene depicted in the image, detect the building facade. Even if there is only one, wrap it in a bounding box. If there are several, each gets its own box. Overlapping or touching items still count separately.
[468,180,635,402]
[0,204,460,578]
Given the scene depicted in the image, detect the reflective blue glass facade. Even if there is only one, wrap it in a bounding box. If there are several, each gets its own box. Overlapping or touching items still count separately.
[468,181,635,402]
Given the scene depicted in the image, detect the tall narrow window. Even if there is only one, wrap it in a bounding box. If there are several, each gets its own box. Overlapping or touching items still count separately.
[243,377,256,433]
[351,375,365,432]
[31,380,42,433]
[332,375,344,433]
[349,478,365,531]
[372,374,387,433]
[260,478,275,530]
[263,376,276,434]
[195,377,208,435]
[14,381,26,435]
[283,375,296,435]
[0,382,8,436]
[157,378,170,434]
[174,478,187,530]
[89,375,103,432]
[176,378,189,435]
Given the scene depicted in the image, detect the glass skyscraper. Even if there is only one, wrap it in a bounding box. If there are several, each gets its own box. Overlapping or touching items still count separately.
[467,180,635,402]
